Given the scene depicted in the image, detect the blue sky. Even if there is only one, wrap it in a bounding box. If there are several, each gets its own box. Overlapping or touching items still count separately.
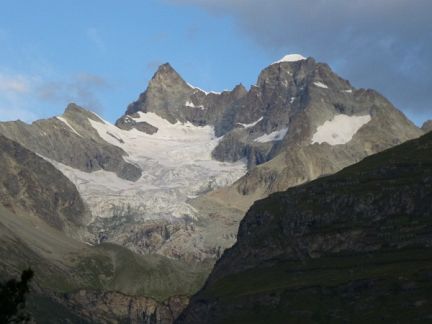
[0,0,430,125]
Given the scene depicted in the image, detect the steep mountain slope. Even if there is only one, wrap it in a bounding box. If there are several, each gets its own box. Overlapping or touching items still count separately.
[177,131,432,323]
[0,134,90,239]
[0,136,207,323]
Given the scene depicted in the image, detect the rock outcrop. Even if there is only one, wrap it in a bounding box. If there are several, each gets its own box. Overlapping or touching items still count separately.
[47,290,189,324]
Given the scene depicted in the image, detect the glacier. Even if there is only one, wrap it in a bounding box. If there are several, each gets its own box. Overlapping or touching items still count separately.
[53,112,247,223]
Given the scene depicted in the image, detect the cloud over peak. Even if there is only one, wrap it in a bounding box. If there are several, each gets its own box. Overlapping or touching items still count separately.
[168,0,432,117]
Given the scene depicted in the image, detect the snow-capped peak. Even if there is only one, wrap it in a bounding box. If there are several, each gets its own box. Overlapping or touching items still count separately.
[273,54,306,65]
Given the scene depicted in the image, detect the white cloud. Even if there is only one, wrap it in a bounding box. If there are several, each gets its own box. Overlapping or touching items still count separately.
[0,74,31,93]
[0,73,38,122]
[36,72,110,112]
[0,69,109,122]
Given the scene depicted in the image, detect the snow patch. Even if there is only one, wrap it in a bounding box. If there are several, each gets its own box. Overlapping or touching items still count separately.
[254,128,288,143]
[290,97,296,104]
[237,117,263,129]
[311,114,372,146]
[185,100,206,110]
[56,116,82,137]
[273,54,306,64]
[314,82,329,89]
[342,89,353,93]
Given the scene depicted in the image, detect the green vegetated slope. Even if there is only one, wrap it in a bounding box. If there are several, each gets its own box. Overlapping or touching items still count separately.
[177,132,432,323]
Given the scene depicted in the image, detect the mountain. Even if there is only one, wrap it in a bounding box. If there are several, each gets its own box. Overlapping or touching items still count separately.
[197,55,422,211]
[121,63,248,130]
[177,131,432,323]
[0,55,424,322]
[0,135,207,323]
[0,55,422,266]
[0,104,141,181]
[422,120,432,133]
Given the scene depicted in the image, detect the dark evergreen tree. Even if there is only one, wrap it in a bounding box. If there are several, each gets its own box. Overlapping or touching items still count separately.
[0,268,34,323]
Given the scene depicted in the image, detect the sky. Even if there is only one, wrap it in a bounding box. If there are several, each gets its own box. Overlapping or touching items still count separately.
[0,0,430,126]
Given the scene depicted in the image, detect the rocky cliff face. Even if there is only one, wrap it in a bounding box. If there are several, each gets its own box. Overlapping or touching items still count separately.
[177,131,432,323]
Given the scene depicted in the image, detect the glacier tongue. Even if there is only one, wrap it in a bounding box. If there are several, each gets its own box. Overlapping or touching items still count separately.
[53,112,247,223]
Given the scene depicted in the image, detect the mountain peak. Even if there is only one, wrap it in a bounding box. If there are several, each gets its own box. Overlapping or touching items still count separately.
[155,62,175,73]
[272,54,307,65]
[63,103,103,122]
[422,120,432,133]
[150,62,188,89]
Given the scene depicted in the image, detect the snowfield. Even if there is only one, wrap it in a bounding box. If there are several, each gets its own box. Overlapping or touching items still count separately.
[313,81,329,89]
[54,112,247,222]
[237,117,263,129]
[56,116,82,137]
[311,114,371,145]
[273,54,306,64]
[254,128,288,143]
[185,100,206,110]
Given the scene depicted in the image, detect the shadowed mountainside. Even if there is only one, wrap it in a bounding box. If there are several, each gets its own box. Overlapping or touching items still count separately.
[177,131,432,323]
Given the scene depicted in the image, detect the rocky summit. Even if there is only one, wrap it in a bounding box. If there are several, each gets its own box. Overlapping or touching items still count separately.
[422,120,432,133]
[0,55,426,323]
[177,130,432,324]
